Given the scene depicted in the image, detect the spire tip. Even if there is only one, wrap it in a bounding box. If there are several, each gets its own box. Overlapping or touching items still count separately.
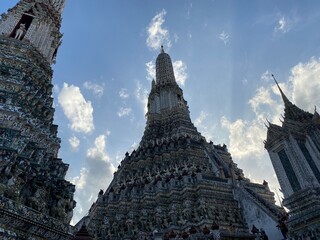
[271,74,279,86]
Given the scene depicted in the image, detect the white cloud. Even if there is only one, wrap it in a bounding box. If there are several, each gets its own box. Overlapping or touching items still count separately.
[290,57,320,112]
[128,141,139,154]
[248,86,282,123]
[219,31,229,44]
[71,168,88,190]
[260,70,273,82]
[135,81,149,114]
[220,87,281,202]
[146,61,156,81]
[173,60,188,86]
[194,111,209,127]
[87,135,110,161]
[274,15,298,34]
[225,57,318,148]
[117,107,132,117]
[279,17,287,31]
[58,83,94,134]
[194,111,216,141]
[221,117,267,160]
[53,84,60,94]
[173,33,179,43]
[219,57,320,205]
[275,17,289,33]
[221,77,283,161]
[69,136,80,151]
[119,88,129,99]
[83,81,104,97]
[71,134,116,225]
[146,9,171,51]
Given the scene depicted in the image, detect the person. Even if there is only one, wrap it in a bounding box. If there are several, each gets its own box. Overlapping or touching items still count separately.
[14,23,26,40]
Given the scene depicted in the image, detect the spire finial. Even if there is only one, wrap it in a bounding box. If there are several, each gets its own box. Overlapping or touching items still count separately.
[161,45,164,53]
[271,74,312,122]
[266,118,271,124]
[272,74,284,96]
[271,74,280,89]
[271,74,291,107]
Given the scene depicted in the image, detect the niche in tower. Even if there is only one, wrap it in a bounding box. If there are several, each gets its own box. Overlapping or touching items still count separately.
[51,48,58,62]
[10,9,35,40]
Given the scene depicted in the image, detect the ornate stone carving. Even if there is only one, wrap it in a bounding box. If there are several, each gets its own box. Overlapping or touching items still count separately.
[0,1,75,239]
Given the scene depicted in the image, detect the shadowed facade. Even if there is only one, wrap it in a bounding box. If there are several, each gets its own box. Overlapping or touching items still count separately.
[0,1,75,239]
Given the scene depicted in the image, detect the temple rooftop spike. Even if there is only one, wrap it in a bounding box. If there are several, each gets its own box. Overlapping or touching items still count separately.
[312,106,320,124]
[155,45,176,85]
[272,74,292,107]
[266,118,270,124]
[161,45,165,53]
[272,74,312,122]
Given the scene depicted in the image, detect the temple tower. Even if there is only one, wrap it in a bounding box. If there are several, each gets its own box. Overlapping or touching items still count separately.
[85,48,284,240]
[264,76,320,238]
[0,0,75,239]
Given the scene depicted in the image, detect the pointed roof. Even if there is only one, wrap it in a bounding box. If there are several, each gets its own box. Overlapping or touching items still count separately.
[265,121,285,146]
[73,224,94,240]
[141,47,199,145]
[272,74,312,123]
[156,46,177,85]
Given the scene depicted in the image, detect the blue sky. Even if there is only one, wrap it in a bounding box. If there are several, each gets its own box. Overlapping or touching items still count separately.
[2,0,320,224]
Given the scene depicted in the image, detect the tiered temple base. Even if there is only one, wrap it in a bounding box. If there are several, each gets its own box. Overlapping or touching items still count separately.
[284,187,320,239]
[0,195,74,239]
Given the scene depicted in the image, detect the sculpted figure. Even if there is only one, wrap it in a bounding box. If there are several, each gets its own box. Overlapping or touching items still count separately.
[103,216,109,225]
[15,23,26,40]
[66,199,76,223]
[111,221,120,237]
[155,206,163,227]
[139,209,148,231]
[169,204,178,225]
[198,199,208,219]
[29,187,46,212]
[183,207,192,221]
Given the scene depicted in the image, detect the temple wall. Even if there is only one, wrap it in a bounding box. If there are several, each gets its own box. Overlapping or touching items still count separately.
[235,188,283,240]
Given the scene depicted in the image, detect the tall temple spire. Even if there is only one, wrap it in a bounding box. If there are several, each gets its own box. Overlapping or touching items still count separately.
[142,49,199,145]
[156,45,177,85]
[265,75,320,238]
[0,0,66,64]
[86,49,284,239]
[272,74,291,108]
